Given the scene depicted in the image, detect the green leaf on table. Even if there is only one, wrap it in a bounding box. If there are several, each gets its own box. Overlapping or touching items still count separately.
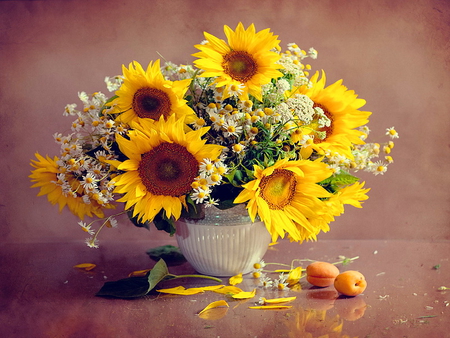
[147,259,173,291]
[96,259,173,298]
[96,276,151,298]
[146,245,186,265]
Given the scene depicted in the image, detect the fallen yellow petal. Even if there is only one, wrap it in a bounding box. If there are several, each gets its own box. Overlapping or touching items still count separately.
[156,286,204,295]
[249,305,293,310]
[128,269,151,277]
[213,286,244,295]
[269,242,278,246]
[228,273,243,286]
[73,263,96,271]
[260,296,297,304]
[287,267,303,286]
[195,285,225,291]
[198,300,229,316]
[232,289,256,299]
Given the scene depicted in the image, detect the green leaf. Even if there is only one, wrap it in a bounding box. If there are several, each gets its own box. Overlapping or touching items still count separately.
[319,171,360,193]
[96,276,151,298]
[147,259,172,291]
[153,211,176,235]
[146,245,186,265]
[96,259,173,299]
[127,209,150,230]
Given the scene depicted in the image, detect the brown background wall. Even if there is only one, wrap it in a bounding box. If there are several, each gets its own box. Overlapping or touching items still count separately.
[1,0,449,244]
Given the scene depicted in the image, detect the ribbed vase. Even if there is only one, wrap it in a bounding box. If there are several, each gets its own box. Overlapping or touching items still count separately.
[175,205,271,277]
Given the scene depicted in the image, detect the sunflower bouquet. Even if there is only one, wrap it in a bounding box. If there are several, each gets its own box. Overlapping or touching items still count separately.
[30,23,398,248]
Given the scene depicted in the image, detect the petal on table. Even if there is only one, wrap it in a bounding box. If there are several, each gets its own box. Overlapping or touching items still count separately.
[228,273,243,286]
[73,263,96,271]
[232,288,256,299]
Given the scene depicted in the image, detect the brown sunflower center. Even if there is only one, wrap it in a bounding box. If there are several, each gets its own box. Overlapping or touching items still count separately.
[138,142,198,196]
[222,51,258,83]
[132,87,172,120]
[259,169,297,210]
[312,103,334,143]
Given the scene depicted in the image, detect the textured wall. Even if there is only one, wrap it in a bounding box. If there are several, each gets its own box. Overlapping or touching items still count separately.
[1,0,449,244]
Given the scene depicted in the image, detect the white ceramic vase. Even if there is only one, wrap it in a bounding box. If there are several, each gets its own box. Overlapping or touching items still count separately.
[175,205,271,277]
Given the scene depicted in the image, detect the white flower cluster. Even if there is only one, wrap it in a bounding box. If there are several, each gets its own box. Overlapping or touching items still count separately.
[52,83,129,211]
[325,126,399,176]
[191,158,229,205]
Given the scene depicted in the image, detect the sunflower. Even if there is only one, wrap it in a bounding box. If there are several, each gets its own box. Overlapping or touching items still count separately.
[234,158,333,242]
[111,59,196,125]
[325,181,370,217]
[193,22,283,101]
[111,115,224,223]
[293,71,371,160]
[289,181,370,242]
[29,153,114,219]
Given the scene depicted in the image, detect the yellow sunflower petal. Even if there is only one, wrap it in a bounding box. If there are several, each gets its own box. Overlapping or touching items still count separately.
[198,300,229,316]
[73,263,96,271]
[156,286,205,295]
[128,269,151,277]
[286,267,303,286]
[249,305,293,310]
[228,273,243,286]
[213,286,244,295]
[232,289,257,299]
[260,296,297,304]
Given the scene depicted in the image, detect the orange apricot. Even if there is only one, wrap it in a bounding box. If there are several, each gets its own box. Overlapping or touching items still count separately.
[334,270,367,296]
[306,261,340,287]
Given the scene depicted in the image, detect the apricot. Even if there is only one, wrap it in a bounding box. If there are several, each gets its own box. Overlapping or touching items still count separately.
[306,261,340,287]
[334,270,367,296]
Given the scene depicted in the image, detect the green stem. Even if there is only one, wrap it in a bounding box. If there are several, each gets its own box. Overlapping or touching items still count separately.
[169,274,222,283]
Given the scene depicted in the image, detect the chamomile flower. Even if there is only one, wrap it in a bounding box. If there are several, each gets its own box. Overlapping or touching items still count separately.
[260,275,274,288]
[78,221,95,235]
[204,198,219,207]
[191,187,210,204]
[386,127,399,139]
[275,273,289,291]
[85,237,99,249]
[371,161,388,175]
[200,158,215,173]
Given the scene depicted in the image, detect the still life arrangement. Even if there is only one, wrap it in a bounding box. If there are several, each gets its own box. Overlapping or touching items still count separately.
[29,23,398,279]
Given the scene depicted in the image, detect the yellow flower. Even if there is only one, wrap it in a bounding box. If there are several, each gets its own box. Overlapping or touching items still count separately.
[234,158,333,242]
[111,60,196,125]
[294,71,371,159]
[111,115,223,223]
[289,181,370,242]
[193,22,283,101]
[325,181,370,217]
[29,153,114,219]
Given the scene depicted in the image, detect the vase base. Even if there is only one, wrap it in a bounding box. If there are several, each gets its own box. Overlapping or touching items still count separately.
[175,219,271,277]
